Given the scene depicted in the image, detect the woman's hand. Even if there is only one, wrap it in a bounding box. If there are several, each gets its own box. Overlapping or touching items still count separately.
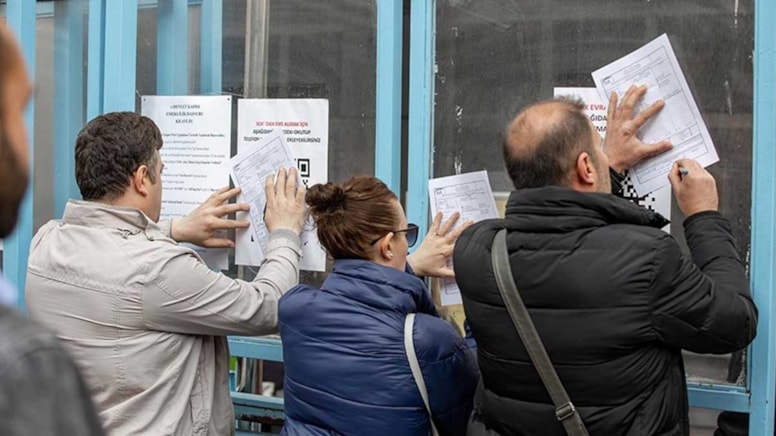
[407,211,473,278]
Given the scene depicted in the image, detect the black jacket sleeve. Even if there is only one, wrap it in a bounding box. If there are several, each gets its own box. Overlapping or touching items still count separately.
[649,211,757,353]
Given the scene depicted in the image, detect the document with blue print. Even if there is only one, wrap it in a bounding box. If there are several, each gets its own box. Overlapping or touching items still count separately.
[230,129,325,270]
[429,170,499,306]
[592,33,718,196]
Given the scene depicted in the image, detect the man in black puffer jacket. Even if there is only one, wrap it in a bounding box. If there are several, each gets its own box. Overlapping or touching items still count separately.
[455,89,758,436]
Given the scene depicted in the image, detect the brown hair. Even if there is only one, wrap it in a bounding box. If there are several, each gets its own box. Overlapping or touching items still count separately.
[306,176,400,259]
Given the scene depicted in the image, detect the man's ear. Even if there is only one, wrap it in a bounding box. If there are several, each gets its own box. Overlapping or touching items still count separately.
[132,165,150,197]
[574,152,596,186]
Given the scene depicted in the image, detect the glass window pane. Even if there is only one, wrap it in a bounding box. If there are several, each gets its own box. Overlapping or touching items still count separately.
[135,2,378,287]
[33,14,55,233]
[34,5,89,233]
[434,0,754,387]
[222,1,377,182]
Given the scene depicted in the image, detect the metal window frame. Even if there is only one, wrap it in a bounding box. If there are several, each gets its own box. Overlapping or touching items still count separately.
[157,0,189,95]
[200,0,222,95]
[746,0,776,432]
[406,0,776,433]
[53,0,85,218]
[375,0,403,193]
[9,0,771,431]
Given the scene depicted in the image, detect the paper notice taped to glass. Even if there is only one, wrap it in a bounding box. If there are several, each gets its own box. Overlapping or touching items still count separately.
[229,130,301,262]
[234,99,328,271]
[141,95,233,270]
[428,170,499,306]
[592,33,718,196]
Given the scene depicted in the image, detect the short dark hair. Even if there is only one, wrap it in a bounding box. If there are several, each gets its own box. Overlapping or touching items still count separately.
[75,112,162,201]
[306,176,400,260]
[503,97,596,190]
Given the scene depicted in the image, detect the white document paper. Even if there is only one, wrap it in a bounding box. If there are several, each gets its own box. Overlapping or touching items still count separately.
[230,130,302,263]
[235,99,328,271]
[428,171,499,306]
[553,87,609,136]
[553,87,671,232]
[141,95,232,270]
[592,34,718,196]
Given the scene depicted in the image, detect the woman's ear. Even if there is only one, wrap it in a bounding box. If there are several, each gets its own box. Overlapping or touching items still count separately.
[378,232,395,261]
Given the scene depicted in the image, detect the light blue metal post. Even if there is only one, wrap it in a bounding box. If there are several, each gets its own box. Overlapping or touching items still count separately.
[406,0,435,238]
[687,385,749,412]
[4,0,36,308]
[200,0,222,95]
[157,0,188,94]
[54,0,85,217]
[87,0,105,120]
[87,1,137,118]
[104,0,138,112]
[375,0,403,194]
[748,0,776,433]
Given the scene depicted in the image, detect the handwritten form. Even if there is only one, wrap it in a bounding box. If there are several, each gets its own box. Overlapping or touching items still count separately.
[230,130,300,262]
[428,171,499,306]
[592,33,718,196]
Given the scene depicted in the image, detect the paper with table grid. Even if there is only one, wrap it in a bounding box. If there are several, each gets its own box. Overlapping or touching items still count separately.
[428,171,499,306]
[592,33,718,196]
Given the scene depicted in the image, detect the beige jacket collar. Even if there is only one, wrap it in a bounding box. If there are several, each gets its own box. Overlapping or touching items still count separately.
[62,200,168,237]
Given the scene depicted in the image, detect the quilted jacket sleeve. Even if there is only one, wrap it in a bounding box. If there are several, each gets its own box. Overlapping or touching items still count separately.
[649,211,757,353]
[415,314,479,436]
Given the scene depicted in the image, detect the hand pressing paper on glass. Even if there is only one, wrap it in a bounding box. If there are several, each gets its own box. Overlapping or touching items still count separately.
[229,130,312,268]
[593,33,718,196]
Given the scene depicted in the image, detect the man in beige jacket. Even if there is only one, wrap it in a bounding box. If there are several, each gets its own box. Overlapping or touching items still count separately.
[26,111,305,435]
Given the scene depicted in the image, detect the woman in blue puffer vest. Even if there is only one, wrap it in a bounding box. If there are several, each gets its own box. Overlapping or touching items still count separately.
[279,176,479,436]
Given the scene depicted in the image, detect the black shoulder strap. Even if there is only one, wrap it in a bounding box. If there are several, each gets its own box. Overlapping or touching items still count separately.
[491,229,589,436]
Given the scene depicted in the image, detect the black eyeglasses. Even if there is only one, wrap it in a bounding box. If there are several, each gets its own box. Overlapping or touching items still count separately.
[369,223,419,248]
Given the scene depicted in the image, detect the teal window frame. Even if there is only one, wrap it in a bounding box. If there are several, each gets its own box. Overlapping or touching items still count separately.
[405,0,776,434]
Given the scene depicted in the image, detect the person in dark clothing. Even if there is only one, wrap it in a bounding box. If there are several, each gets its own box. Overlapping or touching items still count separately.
[279,176,479,436]
[0,304,106,435]
[0,24,105,436]
[454,92,758,436]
